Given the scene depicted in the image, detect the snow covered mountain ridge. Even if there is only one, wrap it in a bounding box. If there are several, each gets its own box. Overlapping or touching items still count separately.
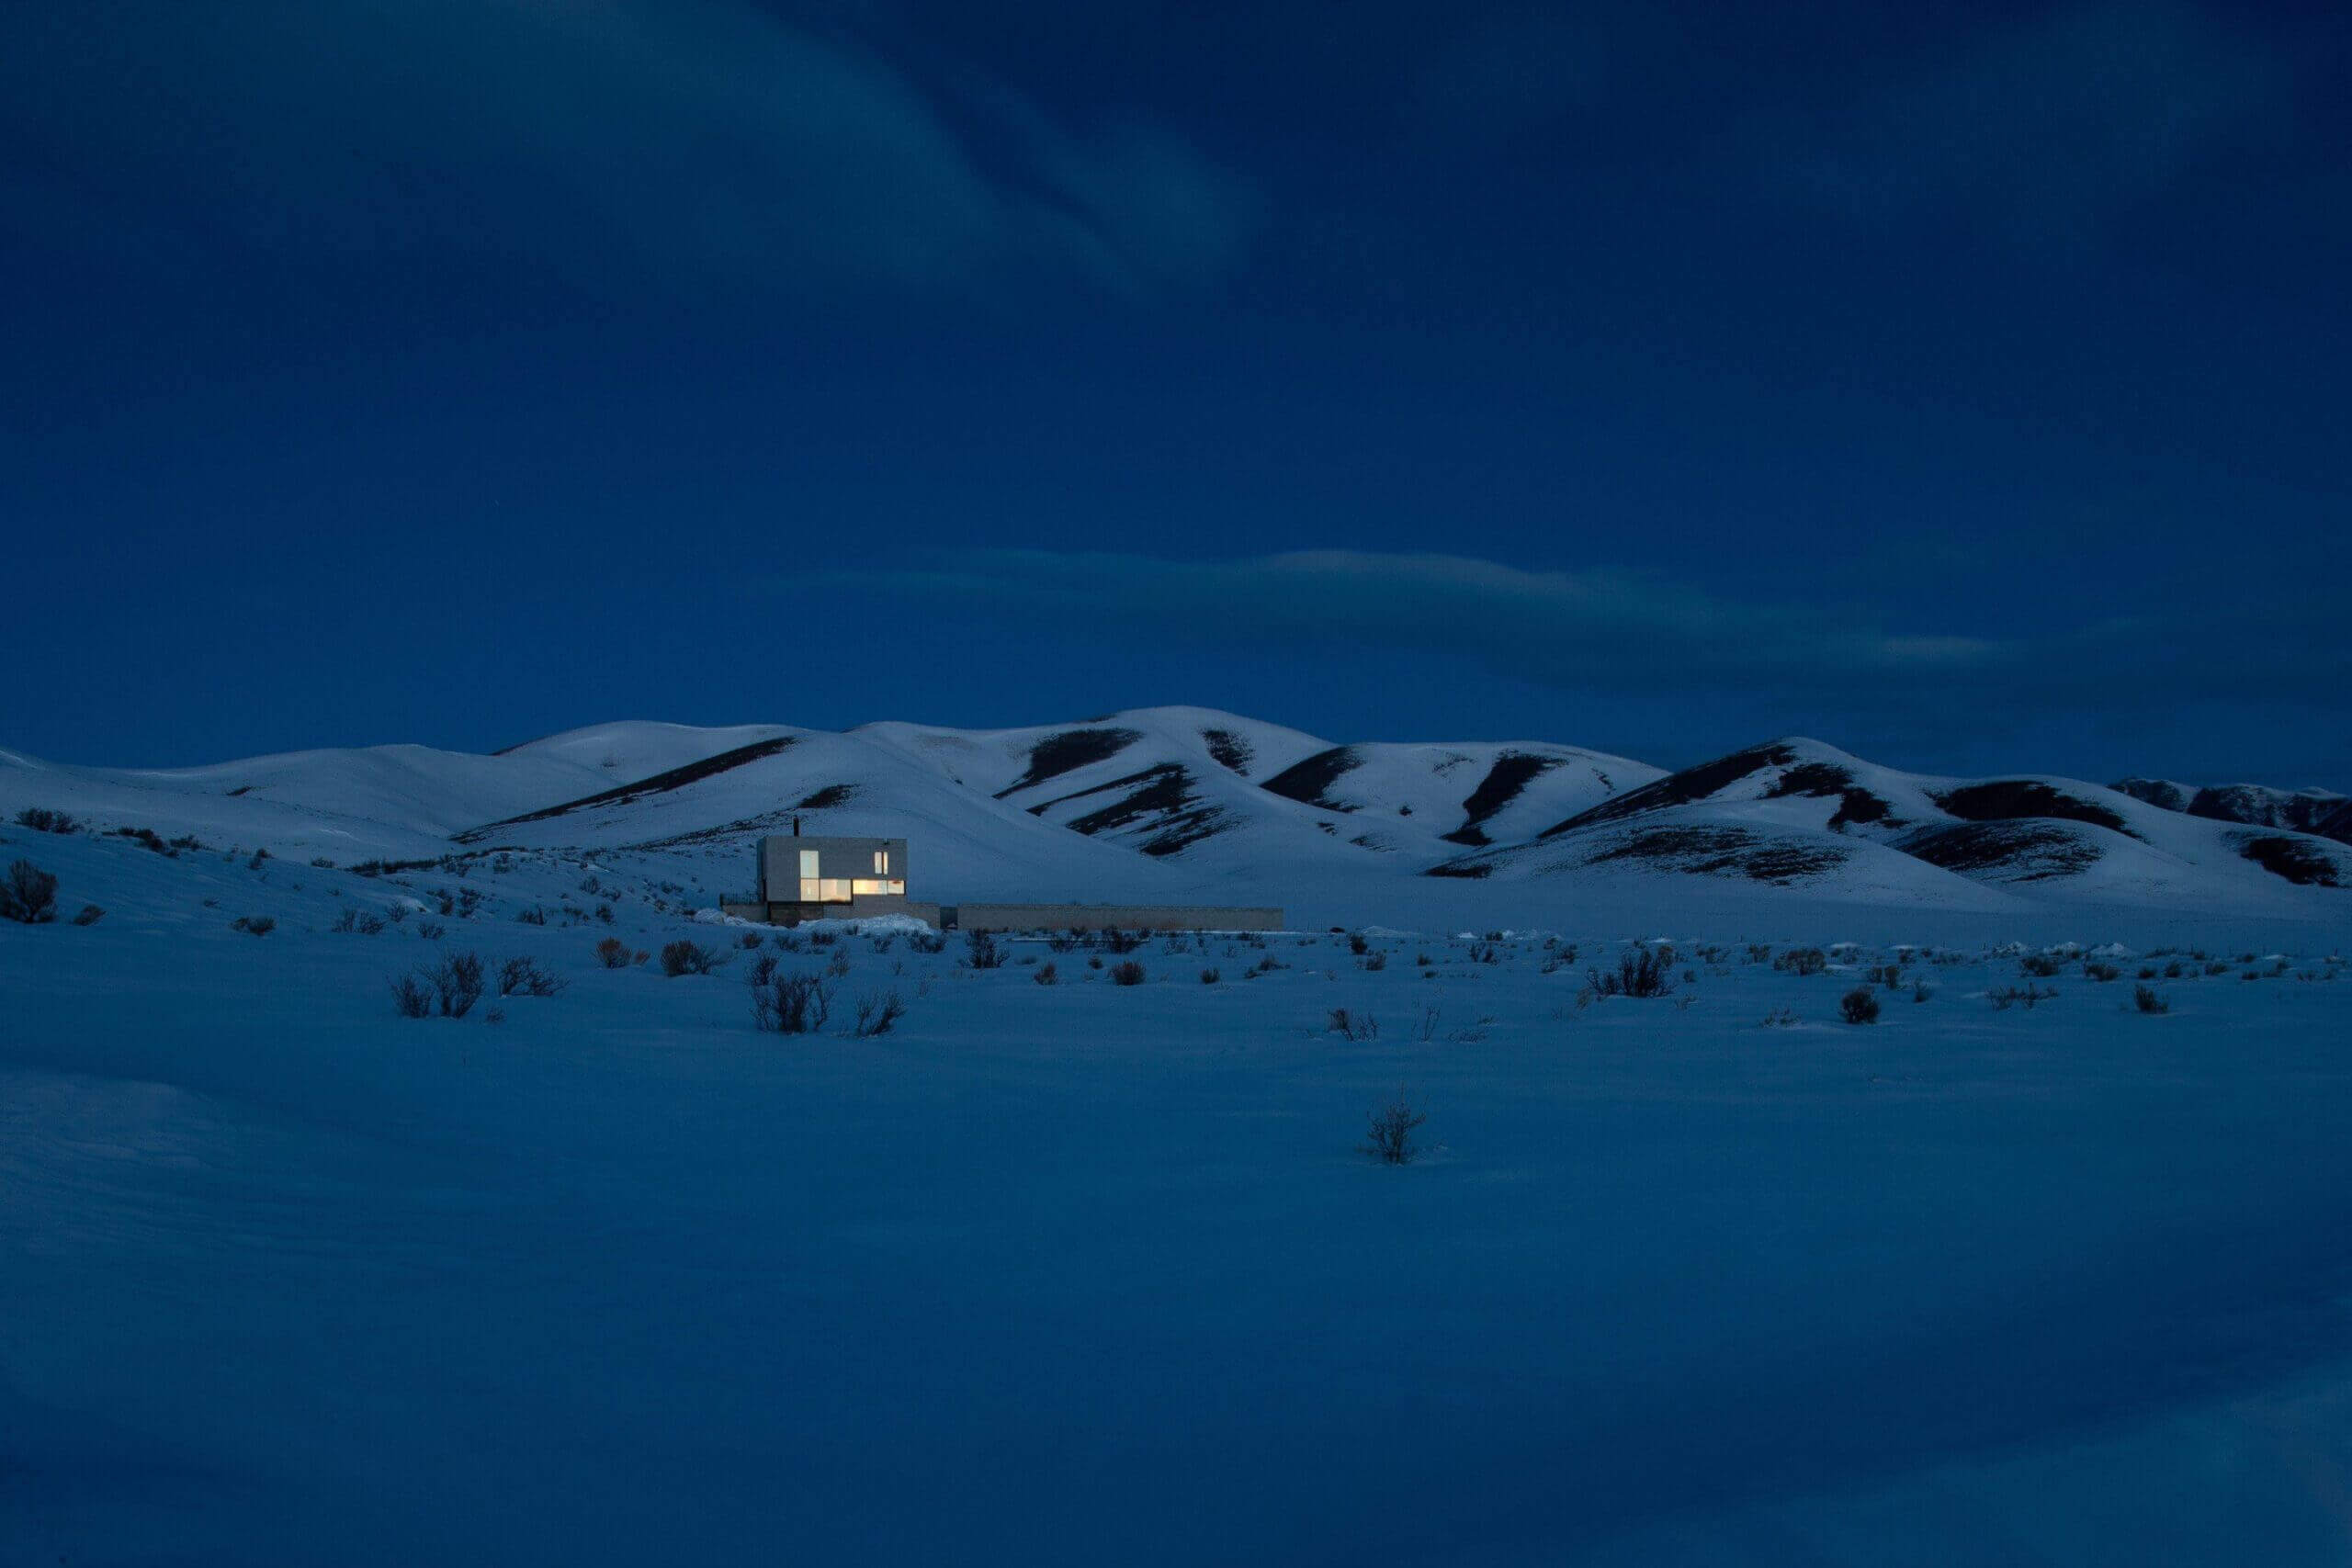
[2,707,2346,922]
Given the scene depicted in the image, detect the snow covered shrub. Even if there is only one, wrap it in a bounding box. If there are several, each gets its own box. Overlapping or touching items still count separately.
[909,931,944,955]
[1327,1007,1379,1041]
[750,973,831,1034]
[1771,948,1826,976]
[1910,979,1931,1003]
[1110,960,1147,987]
[1347,931,1370,956]
[1102,929,1143,954]
[72,904,104,926]
[1364,1090,1426,1166]
[2082,961,2122,983]
[1760,1007,1800,1028]
[745,953,779,987]
[1200,967,1220,985]
[966,931,1004,970]
[1033,962,1058,986]
[661,940,723,977]
[390,972,434,1019]
[1362,950,1387,972]
[1989,984,2057,1011]
[1839,987,1881,1025]
[2019,953,2064,978]
[0,859,59,923]
[1589,948,1675,999]
[852,990,905,1037]
[429,953,485,1019]
[231,915,276,937]
[515,906,548,925]
[825,948,852,978]
[497,956,567,998]
[2132,985,2170,1015]
[738,931,764,949]
[13,807,77,834]
[414,922,445,941]
[246,848,270,871]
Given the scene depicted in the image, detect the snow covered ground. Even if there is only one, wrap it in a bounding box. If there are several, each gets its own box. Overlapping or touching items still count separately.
[6,815,2352,1564]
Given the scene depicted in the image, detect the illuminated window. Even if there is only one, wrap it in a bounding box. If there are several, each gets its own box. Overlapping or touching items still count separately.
[851,879,908,897]
[820,879,853,902]
[873,849,890,874]
[799,878,820,901]
[799,850,819,880]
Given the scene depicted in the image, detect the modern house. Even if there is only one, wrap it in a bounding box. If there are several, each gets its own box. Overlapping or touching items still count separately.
[727,834,922,925]
[718,829,1281,932]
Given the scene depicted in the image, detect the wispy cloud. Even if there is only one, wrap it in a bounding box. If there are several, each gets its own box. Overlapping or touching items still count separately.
[0,0,1259,299]
[811,547,2020,692]
[810,547,2349,727]
[1765,0,2286,252]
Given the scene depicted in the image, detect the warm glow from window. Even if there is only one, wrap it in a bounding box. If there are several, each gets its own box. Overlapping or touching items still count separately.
[799,878,820,901]
[851,878,908,897]
[820,879,853,902]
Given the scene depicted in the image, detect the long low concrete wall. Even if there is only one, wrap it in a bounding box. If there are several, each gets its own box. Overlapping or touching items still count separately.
[947,903,1283,933]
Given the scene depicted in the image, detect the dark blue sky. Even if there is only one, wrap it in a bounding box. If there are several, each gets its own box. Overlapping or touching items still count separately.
[5,1,2346,784]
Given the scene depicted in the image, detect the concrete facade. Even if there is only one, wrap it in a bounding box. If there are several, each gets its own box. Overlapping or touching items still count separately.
[722,833,1283,932]
[944,903,1283,933]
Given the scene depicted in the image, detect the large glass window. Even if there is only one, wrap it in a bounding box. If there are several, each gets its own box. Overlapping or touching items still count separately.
[873,849,889,874]
[799,878,821,901]
[799,850,820,879]
[819,879,853,902]
[851,878,906,897]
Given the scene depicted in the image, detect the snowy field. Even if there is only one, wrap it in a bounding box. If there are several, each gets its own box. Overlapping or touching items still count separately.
[6,822,2352,1564]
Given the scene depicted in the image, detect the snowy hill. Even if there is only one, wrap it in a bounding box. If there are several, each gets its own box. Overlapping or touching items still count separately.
[1430,737,2352,918]
[4,715,2347,925]
[2114,776,2352,844]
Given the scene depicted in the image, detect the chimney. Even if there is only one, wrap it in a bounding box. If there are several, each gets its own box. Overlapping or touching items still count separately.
[793,816,801,837]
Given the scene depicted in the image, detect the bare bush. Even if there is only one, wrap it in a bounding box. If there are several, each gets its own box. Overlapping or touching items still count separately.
[750,972,832,1033]
[1989,983,2058,1011]
[231,915,276,937]
[390,971,434,1019]
[1110,960,1147,987]
[72,903,104,926]
[2020,953,2064,977]
[1327,1006,1379,1041]
[430,953,485,1018]
[1362,951,1387,972]
[1364,1089,1427,1165]
[661,939,723,977]
[1102,929,1143,954]
[853,990,906,1037]
[2132,984,2170,1015]
[14,807,77,834]
[498,956,567,998]
[825,948,852,978]
[594,936,631,969]
[1839,987,1881,1025]
[1,859,59,924]
[745,953,780,987]
[909,931,944,954]
[739,931,765,949]
[2083,960,2122,983]
[1200,966,1220,985]
[515,906,548,925]
[1033,962,1058,987]
[966,931,1005,969]
[1589,948,1675,998]
[1771,948,1826,976]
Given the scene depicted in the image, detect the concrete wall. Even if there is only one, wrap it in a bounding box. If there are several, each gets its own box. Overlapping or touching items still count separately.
[948,903,1283,933]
